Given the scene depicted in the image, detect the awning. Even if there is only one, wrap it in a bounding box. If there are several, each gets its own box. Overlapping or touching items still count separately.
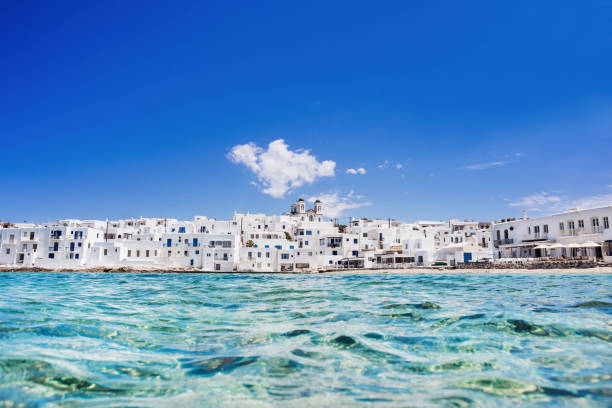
[534,244,550,250]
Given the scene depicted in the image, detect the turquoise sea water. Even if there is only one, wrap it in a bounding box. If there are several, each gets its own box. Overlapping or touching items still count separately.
[0,273,611,407]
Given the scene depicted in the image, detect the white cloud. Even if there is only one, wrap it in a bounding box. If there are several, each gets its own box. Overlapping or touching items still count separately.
[377,160,389,169]
[507,191,612,214]
[395,163,403,169]
[307,190,371,218]
[509,192,562,211]
[346,167,366,175]
[572,193,612,210]
[228,139,336,198]
[464,161,507,170]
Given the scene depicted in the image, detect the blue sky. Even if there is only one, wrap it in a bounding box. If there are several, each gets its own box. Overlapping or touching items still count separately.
[1,1,611,224]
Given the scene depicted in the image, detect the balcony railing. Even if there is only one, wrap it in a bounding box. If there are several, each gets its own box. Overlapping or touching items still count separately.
[494,239,514,247]
[559,227,603,237]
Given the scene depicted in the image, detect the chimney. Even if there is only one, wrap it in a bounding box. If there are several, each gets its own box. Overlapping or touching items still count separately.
[522,210,527,220]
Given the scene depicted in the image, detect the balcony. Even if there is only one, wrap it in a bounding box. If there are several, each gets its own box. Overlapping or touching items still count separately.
[559,227,603,237]
[494,239,514,247]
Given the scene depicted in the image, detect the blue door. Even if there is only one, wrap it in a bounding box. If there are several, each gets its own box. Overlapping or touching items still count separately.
[463,252,472,263]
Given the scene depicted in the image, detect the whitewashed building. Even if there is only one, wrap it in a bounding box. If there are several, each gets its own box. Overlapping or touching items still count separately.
[492,206,612,262]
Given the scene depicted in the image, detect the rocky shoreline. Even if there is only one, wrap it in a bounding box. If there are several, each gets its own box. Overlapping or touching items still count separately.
[1,265,611,274]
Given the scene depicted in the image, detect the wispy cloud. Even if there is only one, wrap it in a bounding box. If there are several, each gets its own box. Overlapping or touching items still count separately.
[572,193,612,210]
[346,167,366,175]
[509,192,562,211]
[395,163,403,169]
[377,160,389,169]
[228,139,335,198]
[508,191,612,214]
[464,161,507,170]
[307,190,371,218]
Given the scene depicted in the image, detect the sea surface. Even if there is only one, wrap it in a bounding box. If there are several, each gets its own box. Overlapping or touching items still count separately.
[0,272,611,407]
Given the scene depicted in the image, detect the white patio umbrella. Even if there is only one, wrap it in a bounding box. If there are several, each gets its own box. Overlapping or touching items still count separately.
[581,241,601,257]
[534,244,550,258]
[547,243,565,258]
[548,243,565,249]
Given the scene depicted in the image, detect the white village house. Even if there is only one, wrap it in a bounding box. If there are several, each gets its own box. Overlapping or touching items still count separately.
[1,201,611,271]
[492,206,612,263]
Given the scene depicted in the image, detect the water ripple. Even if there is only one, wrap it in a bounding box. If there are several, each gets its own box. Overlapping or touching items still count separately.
[0,272,611,406]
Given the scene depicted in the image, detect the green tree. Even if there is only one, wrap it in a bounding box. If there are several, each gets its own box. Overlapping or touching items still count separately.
[284,232,293,241]
[245,240,255,247]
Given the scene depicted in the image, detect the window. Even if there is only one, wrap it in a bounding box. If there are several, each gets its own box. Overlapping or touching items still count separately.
[281,254,289,260]
[136,250,140,257]
[195,250,199,255]
[266,252,270,258]
[604,217,610,229]
[5,248,10,254]
[534,225,540,234]
[592,217,600,227]
[306,231,312,235]
[146,250,150,257]
[543,224,549,233]
[559,222,564,231]
[568,221,575,230]
[528,226,531,234]
[128,250,132,257]
[354,239,358,244]
[578,220,584,228]
[104,249,108,256]
[48,253,54,259]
